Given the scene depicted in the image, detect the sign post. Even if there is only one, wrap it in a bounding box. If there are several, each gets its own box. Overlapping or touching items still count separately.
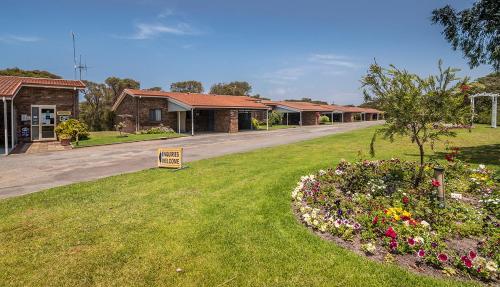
[158,147,183,169]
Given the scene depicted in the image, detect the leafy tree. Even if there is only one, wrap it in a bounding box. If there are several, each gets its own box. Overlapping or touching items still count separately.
[362,61,470,186]
[147,87,163,91]
[79,81,114,131]
[0,67,61,78]
[431,0,500,71]
[251,94,270,100]
[170,81,204,93]
[105,77,140,102]
[210,81,252,96]
[285,97,328,105]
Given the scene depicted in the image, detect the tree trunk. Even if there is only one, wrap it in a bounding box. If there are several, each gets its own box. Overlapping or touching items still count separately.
[414,143,425,187]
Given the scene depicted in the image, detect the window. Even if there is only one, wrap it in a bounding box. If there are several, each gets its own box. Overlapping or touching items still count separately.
[149,109,162,121]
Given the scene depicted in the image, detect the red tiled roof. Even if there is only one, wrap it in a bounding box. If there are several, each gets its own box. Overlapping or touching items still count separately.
[0,76,85,97]
[275,101,334,112]
[119,89,269,110]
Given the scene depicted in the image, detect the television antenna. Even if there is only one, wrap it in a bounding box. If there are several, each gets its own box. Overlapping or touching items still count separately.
[71,32,89,80]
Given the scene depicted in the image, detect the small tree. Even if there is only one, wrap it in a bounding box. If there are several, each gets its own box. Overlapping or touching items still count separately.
[361,61,470,186]
[115,121,127,136]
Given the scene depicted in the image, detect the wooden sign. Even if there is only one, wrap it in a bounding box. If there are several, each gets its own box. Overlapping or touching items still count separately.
[57,111,72,116]
[158,147,183,169]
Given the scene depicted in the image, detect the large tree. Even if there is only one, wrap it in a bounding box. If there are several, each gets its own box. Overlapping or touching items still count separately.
[209,81,252,96]
[362,61,470,186]
[0,67,61,79]
[170,81,204,93]
[105,77,140,102]
[431,0,500,71]
[79,81,114,131]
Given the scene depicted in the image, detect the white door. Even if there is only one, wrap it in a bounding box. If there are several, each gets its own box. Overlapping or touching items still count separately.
[31,105,56,141]
[179,111,186,132]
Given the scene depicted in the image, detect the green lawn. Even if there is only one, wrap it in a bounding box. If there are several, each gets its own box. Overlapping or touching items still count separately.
[258,124,300,130]
[73,131,184,148]
[0,125,498,286]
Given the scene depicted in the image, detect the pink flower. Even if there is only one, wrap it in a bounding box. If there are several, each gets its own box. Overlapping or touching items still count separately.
[389,240,398,250]
[407,237,415,246]
[402,196,409,205]
[468,250,477,260]
[437,253,448,262]
[461,256,473,268]
[431,179,441,187]
[372,215,379,225]
[417,249,425,258]
[385,227,397,239]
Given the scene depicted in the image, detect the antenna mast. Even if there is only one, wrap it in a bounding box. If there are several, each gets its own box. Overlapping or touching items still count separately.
[72,32,77,80]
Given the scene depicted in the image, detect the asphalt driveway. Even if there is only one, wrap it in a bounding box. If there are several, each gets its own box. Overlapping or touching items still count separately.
[0,121,382,199]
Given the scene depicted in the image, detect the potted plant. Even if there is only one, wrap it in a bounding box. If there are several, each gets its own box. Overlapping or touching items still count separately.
[59,133,72,146]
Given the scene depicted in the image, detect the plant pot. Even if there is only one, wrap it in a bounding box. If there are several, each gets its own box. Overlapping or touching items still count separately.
[60,138,71,146]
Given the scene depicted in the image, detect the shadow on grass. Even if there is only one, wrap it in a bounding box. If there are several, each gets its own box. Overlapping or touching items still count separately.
[433,144,500,166]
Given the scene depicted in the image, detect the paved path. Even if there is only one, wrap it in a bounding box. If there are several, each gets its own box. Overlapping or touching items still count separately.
[0,121,382,199]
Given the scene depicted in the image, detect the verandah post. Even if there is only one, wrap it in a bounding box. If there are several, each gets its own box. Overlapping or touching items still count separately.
[3,97,8,155]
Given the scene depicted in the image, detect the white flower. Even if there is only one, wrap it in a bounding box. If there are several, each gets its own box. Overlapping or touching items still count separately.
[414,236,424,245]
[420,220,430,228]
[479,164,486,169]
[318,169,326,176]
[312,219,319,226]
[485,261,498,272]
[319,223,328,232]
[335,169,343,175]
[450,193,463,200]
[362,243,376,254]
[334,219,341,228]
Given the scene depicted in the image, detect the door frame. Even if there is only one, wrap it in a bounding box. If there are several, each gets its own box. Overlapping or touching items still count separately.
[31,104,57,141]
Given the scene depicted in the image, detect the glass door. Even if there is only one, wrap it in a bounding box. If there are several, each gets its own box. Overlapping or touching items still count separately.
[31,105,56,141]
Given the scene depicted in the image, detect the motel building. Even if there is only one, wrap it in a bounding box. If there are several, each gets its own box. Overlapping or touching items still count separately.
[0,76,85,155]
[111,89,270,135]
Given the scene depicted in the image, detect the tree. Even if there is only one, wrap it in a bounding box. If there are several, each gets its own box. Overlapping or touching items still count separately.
[0,67,61,78]
[431,0,500,71]
[251,94,270,100]
[473,72,500,123]
[147,87,163,91]
[285,97,328,105]
[79,81,114,131]
[210,81,252,96]
[105,77,140,103]
[362,61,470,186]
[170,81,204,93]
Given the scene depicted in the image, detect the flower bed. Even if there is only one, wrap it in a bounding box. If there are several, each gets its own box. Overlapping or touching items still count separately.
[292,157,499,283]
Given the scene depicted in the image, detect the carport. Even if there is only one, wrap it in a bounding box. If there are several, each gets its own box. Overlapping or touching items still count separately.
[270,101,335,126]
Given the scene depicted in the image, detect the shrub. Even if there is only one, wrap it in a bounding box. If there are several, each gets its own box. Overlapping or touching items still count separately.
[319,115,330,124]
[251,118,260,129]
[139,124,174,134]
[268,111,283,126]
[115,122,127,136]
[55,119,89,142]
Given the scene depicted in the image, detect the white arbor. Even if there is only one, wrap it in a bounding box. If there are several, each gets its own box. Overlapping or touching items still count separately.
[470,92,499,128]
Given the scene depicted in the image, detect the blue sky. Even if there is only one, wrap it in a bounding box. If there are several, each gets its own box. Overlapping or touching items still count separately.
[0,0,493,105]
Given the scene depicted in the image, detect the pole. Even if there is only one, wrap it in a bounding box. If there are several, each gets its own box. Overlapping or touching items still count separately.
[471,96,475,127]
[341,112,344,123]
[299,112,302,127]
[3,97,8,155]
[331,112,334,125]
[286,113,288,126]
[191,108,194,136]
[177,111,180,133]
[11,99,14,149]
[266,110,269,131]
[492,95,497,128]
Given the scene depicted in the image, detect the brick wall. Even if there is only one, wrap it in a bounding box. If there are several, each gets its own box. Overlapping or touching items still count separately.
[302,111,320,125]
[251,110,267,122]
[114,94,136,133]
[11,87,78,143]
[214,109,238,133]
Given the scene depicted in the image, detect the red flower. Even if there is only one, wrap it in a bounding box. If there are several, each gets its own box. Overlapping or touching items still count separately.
[445,154,454,162]
[461,256,473,268]
[372,215,379,225]
[409,219,417,226]
[460,85,470,92]
[437,253,448,262]
[468,250,477,260]
[401,215,411,221]
[385,227,397,239]
[402,196,409,205]
[417,249,425,257]
[407,237,415,246]
[389,239,398,250]
[431,179,441,187]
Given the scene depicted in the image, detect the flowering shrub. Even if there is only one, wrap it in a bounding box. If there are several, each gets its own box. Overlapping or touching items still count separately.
[292,158,499,282]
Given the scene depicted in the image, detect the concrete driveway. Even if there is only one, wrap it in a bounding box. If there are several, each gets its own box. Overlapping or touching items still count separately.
[0,121,382,199]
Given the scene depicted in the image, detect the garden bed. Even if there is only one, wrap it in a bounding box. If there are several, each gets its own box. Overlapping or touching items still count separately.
[292,154,499,284]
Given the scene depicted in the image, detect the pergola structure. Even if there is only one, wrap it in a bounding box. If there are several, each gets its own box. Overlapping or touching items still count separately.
[471,92,498,128]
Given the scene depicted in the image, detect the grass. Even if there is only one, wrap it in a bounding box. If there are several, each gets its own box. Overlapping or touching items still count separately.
[0,125,498,286]
[258,124,300,130]
[73,131,184,148]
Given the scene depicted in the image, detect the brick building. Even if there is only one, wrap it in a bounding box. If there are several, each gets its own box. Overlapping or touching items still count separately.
[0,76,85,155]
[111,89,270,135]
[263,101,344,126]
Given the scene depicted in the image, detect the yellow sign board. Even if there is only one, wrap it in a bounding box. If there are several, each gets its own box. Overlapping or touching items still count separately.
[57,111,72,116]
[158,147,183,169]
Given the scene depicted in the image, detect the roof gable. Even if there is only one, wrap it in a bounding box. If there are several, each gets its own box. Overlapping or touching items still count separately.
[0,76,85,98]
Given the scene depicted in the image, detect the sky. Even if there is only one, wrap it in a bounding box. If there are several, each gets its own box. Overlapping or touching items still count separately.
[0,0,493,105]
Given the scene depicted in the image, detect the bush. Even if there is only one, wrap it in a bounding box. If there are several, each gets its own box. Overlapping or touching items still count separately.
[319,115,330,124]
[269,111,283,126]
[251,118,260,129]
[55,119,89,142]
[139,124,175,134]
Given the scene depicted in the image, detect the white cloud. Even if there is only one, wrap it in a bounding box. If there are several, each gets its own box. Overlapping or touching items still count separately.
[123,22,197,40]
[0,35,41,43]
[158,8,174,18]
[309,54,357,68]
